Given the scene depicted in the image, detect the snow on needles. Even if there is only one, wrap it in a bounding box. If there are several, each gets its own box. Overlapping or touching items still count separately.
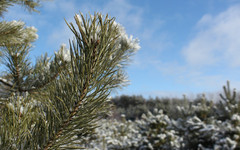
[55,14,140,65]
[10,20,38,44]
[75,14,141,52]
[55,44,71,62]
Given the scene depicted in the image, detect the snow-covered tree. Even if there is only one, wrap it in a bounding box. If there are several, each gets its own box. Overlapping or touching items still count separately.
[215,81,240,121]
[0,2,140,149]
[173,82,240,150]
[214,81,240,149]
[73,82,240,150]
[137,109,182,150]
[86,115,142,150]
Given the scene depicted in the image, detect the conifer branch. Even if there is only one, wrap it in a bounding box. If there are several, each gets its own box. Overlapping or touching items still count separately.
[0,0,42,17]
[0,8,139,149]
[0,77,13,87]
[43,84,88,150]
[0,69,62,93]
[219,80,236,102]
[23,63,65,93]
[44,48,94,149]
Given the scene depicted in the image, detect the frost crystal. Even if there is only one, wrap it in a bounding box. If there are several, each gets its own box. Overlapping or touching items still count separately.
[56,44,71,62]
[11,20,24,26]
[232,114,240,121]
[74,14,140,53]
[113,21,141,52]
[76,14,83,24]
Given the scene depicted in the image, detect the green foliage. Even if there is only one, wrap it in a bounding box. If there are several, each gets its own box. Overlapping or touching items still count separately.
[0,0,42,57]
[0,0,41,16]
[137,109,181,150]
[220,80,236,103]
[89,116,141,150]
[41,13,138,149]
[111,95,147,120]
[216,81,240,121]
[0,21,37,47]
[0,2,139,149]
[95,81,240,150]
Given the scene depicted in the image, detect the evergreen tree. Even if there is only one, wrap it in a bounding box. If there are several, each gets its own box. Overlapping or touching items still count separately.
[0,2,140,149]
[216,81,240,121]
[214,81,240,149]
[137,109,182,150]
[87,115,142,150]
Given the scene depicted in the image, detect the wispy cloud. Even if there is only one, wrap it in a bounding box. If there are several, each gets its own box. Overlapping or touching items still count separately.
[182,4,240,67]
[133,55,240,95]
[102,0,143,30]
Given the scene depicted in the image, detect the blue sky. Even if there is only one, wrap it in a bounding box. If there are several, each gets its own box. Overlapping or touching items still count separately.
[4,0,240,99]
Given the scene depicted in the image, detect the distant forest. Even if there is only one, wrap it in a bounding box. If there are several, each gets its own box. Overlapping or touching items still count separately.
[110,93,234,121]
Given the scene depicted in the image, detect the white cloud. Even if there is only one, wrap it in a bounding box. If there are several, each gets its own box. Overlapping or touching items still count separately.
[182,4,240,67]
[135,57,240,95]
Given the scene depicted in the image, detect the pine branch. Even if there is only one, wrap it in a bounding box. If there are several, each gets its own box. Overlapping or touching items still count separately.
[0,0,12,17]
[0,0,42,17]
[0,21,38,48]
[43,84,88,150]
[0,77,13,87]
[219,80,236,102]
[44,42,94,150]
[0,10,139,149]
[22,63,65,93]
[41,12,140,149]
[0,70,62,93]
[1,43,66,94]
